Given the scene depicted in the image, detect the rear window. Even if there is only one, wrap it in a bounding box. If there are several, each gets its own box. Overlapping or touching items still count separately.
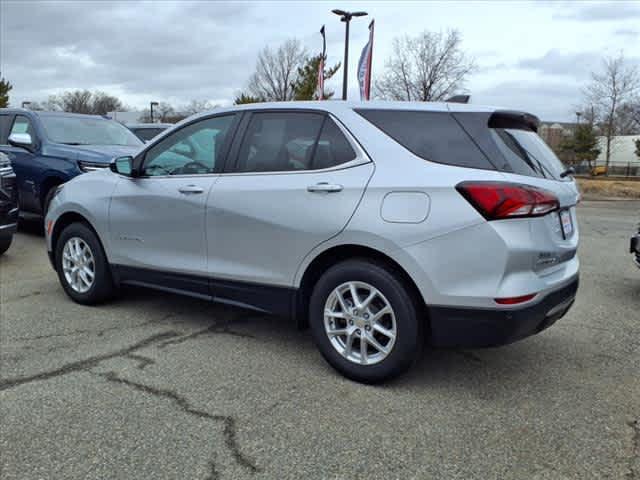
[453,111,568,180]
[355,109,495,170]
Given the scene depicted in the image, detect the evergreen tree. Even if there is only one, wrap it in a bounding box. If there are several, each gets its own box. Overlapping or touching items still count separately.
[291,55,340,100]
[234,93,263,105]
[560,124,601,170]
[0,75,12,108]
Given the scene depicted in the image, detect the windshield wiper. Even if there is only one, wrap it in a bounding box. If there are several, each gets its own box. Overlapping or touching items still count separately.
[60,142,90,146]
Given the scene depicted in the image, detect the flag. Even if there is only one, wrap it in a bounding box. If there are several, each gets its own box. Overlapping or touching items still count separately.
[316,25,326,100]
[357,20,374,101]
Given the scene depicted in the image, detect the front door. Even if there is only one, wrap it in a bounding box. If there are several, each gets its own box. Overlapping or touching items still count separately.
[206,112,374,292]
[108,114,237,294]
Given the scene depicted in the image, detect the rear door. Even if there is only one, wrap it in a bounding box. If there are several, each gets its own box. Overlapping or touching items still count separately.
[206,110,374,290]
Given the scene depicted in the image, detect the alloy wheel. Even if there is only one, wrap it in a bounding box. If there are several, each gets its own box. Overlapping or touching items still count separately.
[62,237,95,293]
[323,281,397,365]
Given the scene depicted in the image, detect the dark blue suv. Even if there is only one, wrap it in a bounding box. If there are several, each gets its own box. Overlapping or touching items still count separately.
[0,109,143,218]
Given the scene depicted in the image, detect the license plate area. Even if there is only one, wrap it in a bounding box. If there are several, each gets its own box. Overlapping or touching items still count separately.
[559,209,573,239]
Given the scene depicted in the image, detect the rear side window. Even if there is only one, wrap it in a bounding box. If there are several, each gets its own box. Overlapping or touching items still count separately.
[355,109,495,170]
[234,113,356,173]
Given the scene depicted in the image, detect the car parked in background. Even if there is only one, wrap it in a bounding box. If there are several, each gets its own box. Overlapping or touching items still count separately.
[0,109,143,219]
[127,123,172,142]
[45,101,580,383]
[0,151,18,254]
[631,225,640,268]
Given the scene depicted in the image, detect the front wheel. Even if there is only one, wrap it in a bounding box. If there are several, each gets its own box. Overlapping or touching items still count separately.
[55,222,114,304]
[309,259,424,383]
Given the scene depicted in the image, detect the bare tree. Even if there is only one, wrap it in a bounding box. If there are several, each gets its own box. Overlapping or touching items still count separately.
[91,91,123,115]
[182,99,216,115]
[60,90,94,114]
[375,29,475,102]
[247,38,307,101]
[584,53,640,171]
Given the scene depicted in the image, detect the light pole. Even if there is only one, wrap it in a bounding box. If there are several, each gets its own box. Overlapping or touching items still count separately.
[332,9,368,100]
[150,101,159,123]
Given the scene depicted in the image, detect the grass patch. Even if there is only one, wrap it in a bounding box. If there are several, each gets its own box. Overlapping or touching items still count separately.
[576,178,640,199]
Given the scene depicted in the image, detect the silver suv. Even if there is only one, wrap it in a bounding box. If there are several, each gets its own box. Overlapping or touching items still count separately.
[45,102,580,383]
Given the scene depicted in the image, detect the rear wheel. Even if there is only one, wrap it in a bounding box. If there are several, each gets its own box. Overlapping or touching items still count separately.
[0,235,12,255]
[309,259,423,383]
[55,222,114,304]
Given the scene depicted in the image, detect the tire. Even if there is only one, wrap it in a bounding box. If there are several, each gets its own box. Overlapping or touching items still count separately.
[0,235,12,255]
[309,259,424,383]
[55,222,114,304]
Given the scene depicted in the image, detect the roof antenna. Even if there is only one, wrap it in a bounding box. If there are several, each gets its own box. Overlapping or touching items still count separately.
[445,95,470,104]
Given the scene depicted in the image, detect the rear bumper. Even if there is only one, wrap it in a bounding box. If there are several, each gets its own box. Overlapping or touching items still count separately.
[428,276,579,348]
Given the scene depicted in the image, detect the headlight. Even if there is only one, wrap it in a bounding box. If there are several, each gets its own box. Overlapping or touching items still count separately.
[78,160,109,172]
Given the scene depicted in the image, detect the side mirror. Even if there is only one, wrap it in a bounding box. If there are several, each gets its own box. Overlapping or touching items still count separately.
[110,156,135,176]
[8,132,34,151]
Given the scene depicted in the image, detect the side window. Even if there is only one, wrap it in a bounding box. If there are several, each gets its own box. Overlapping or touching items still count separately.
[0,115,13,144]
[235,112,324,172]
[10,115,36,139]
[312,118,357,169]
[142,115,234,176]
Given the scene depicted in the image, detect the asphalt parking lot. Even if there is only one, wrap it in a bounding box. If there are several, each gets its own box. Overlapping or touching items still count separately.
[1,200,638,479]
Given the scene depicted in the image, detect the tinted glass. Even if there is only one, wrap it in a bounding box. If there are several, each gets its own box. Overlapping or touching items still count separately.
[131,127,167,142]
[452,112,568,180]
[143,115,234,176]
[355,109,495,170]
[40,116,142,146]
[236,112,324,172]
[0,115,13,143]
[490,128,566,180]
[312,118,357,169]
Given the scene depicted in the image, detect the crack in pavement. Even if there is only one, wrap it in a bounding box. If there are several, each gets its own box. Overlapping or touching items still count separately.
[205,459,220,480]
[97,371,260,477]
[158,322,255,349]
[0,331,179,392]
[628,419,640,480]
[6,318,172,343]
[123,353,155,370]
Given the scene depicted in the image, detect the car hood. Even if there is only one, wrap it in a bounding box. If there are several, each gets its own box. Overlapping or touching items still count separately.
[45,144,142,164]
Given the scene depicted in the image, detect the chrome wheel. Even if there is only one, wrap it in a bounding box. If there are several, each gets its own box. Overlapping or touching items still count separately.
[323,281,397,365]
[62,237,95,293]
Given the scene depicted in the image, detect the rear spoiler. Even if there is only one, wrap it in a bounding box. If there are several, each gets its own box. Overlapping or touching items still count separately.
[445,95,470,104]
[488,110,540,133]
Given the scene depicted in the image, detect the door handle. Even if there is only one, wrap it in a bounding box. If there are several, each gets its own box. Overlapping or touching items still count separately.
[178,185,205,194]
[307,182,343,193]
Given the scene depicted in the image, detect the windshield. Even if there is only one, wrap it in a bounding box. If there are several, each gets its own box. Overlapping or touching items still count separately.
[490,128,567,180]
[41,116,143,147]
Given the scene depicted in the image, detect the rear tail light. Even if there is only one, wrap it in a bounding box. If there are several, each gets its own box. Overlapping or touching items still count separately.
[456,181,559,220]
[495,293,537,305]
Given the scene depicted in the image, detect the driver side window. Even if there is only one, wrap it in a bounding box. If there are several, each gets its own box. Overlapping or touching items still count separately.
[142,115,235,176]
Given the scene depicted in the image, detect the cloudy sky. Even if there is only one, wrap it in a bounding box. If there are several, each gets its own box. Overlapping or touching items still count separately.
[1,0,639,121]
